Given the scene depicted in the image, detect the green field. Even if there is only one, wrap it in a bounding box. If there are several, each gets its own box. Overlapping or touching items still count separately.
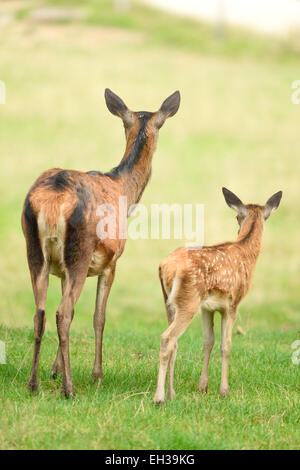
[0,0,299,450]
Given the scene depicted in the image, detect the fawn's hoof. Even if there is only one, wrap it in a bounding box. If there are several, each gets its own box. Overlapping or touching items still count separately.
[198,378,208,393]
[166,390,176,401]
[219,386,230,397]
[153,393,165,405]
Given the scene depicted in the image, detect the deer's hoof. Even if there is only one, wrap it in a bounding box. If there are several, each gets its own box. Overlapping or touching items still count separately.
[92,371,103,383]
[219,386,230,397]
[28,380,38,394]
[166,390,176,401]
[61,385,75,399]
[62,391,76,399]
[198,378,208,394]
[153,393,165,405]
[50,370,58,380]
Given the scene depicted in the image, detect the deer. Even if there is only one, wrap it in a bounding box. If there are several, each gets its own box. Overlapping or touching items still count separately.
[22,88,180,397]
[153,187,282,404]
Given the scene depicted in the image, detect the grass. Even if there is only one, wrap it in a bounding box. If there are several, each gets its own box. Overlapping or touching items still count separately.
[0,324,299,449]
[0,0,299,450]
[12,0,300,61]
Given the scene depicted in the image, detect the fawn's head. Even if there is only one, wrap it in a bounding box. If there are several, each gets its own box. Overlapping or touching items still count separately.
[104,88,180,144]
[222,187,282,234]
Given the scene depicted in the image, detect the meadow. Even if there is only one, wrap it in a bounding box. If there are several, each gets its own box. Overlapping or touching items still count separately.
[0,0,299,449]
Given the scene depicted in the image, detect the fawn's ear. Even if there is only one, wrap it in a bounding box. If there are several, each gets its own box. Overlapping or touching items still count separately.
[154,91,181,128]
[105,89,134,127]
[263,191,282,220]
[222,187,248,216]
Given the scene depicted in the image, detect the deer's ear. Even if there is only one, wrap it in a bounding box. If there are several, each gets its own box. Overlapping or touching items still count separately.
[154,91,180,128]
[105,88,134,127]
[222,187,248,216]
[264,191,282,220]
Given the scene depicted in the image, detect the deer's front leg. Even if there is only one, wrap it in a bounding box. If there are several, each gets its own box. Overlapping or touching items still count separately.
[198,308,215,393]
[220,309,237,396]
[92,265,116,381]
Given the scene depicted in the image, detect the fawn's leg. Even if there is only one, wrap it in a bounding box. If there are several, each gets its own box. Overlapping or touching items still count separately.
[28,265,49,393]
[198,308,215,393]
[165,303,177,400]
[51,279,74,379]
[92,264,116,380]
[153,302,198,405]
[220,308,237,396]
[159,274,177,400]
[166,339,178,400]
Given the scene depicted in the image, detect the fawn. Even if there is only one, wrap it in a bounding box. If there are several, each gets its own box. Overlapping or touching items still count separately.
[153,187,282,404]
[22,88,180,397]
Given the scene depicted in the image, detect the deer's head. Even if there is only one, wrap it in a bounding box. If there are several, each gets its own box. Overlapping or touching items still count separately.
[104,88,180,145]
[222,187,282,234]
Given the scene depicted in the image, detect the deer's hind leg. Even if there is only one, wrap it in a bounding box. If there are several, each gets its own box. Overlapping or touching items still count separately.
[24,202,49,394]
[92,263,116,381]
[28,262,49,393]
[51,279,74,379]
[55,263,90,398]
[159,275,177,401]
[154,276,200,405]
[165,301,177,401]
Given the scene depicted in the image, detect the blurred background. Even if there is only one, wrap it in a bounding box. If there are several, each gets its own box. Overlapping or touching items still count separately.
[0,0,299,449]
[0,0,299,329]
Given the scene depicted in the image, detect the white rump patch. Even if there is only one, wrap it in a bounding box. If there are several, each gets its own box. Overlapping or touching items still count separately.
[38,207,66,275]
[167,275,180,307]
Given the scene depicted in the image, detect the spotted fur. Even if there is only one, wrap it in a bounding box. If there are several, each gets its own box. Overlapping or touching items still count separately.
[154,188,282,403]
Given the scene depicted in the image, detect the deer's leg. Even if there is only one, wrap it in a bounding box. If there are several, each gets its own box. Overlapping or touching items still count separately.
[51,314,74,378]
[56,268,89,398]
[28,265,49,393]
[166,336,177,401]
[51,347,62,379]
[198,308,215,393]
[159,274,177,400]
[165,302,177,401]
[51,279,74,379]
[153,301,198,405]
[92,265,116,381]
[219,309,237,396]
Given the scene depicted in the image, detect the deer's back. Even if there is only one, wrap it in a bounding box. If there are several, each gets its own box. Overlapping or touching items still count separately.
[22,168,124,278]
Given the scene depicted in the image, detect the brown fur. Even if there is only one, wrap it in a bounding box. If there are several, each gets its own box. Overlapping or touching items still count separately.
[22,89,180,397]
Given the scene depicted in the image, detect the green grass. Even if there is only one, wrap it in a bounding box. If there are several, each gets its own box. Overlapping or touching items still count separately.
[1,325,299,449]
[0,0,299,450]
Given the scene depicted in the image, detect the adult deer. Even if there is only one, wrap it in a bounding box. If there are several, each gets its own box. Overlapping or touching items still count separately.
[22,88,180,397]
[153,188,282,404]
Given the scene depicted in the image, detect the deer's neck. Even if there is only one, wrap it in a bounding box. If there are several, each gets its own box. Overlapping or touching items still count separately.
[237,212,264,265]
[106,115,157,208]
